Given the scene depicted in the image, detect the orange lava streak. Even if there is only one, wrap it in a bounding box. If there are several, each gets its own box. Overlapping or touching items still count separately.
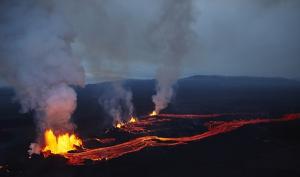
[159,113,233,119]
[64,113,300,165]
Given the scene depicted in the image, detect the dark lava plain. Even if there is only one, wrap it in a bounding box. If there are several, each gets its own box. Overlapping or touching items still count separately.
[1,75,300,177]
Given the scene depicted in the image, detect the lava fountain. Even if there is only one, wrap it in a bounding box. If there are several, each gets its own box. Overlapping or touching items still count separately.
[150,111,157,116]
[129,117,137,123]
[115,117,137,128]
[42,129,82,155]
[114,122,124,129]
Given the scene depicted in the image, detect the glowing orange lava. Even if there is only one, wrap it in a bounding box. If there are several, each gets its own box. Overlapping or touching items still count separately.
[150,111,157,116]
[42,129,82,155]
[129,117,137,123]
[115,117,137,129]
[63,113,300,165]
[115,122,124,128]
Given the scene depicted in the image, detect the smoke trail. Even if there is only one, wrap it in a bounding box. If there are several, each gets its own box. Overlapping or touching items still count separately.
[37,84,79,132]
[55,0,137,123]
[99,82,134,124]
[151,0,195,114]
[0,1,85,153]
[1,0,143,136]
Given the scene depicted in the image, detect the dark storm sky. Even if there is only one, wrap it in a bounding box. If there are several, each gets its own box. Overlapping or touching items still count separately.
[0,0,300,86]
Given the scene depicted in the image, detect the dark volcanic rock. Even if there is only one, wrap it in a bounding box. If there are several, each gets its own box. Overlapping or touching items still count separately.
[0,75,300,177]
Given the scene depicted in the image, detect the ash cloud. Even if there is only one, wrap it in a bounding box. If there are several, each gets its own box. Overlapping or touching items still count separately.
[55,0,158,81]
[1,0,300,82]
[55,0,300,80]
[52,0,300,113]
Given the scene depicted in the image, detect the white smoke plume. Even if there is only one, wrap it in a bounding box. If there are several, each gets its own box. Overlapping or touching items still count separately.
[37,84,78,132]
[0,1,85,153]
[99,82,134,124]
[151,0,195,114]
[54,0,138,122]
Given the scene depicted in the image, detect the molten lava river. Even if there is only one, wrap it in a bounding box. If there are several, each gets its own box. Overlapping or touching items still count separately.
[41,113,300,165]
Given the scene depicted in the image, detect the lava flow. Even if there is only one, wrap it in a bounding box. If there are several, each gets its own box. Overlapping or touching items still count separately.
[42,129,82,156]
[60,113,300,165]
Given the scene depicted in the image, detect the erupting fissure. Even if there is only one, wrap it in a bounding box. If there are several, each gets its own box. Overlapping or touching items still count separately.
[129,117,137,123]
[115,117,138,128]
[115,122,124,129]
[42,129,83,155]
[150,111,157,116]
[40,113,300,165]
